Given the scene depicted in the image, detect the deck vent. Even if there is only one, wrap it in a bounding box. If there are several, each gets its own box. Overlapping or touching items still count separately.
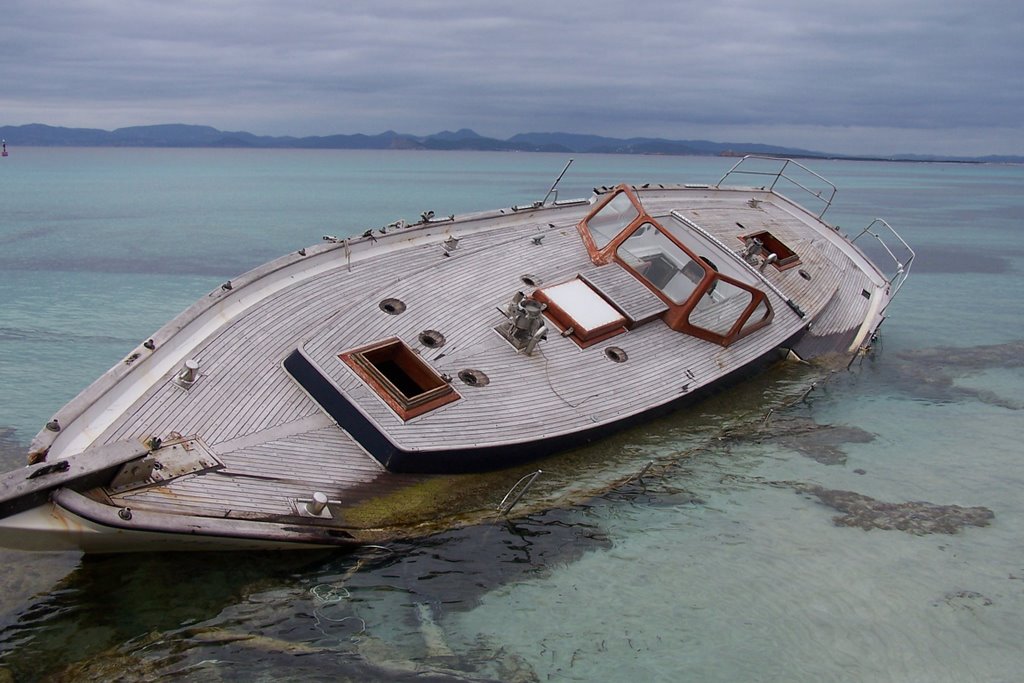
[379,298,406,315]
[341,338,459,421]
[304,492,330,516]
[458,369,489,387]
[605,346,628,363]
[418,330,446,348]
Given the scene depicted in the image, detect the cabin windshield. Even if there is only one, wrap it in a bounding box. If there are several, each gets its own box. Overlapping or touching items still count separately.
[688,278,759,336]
[616,223,710,305]
[577,192,774,345]
[585,192,640,248]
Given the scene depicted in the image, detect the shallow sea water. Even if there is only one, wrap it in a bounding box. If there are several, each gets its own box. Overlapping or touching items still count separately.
[1,149,1022,682]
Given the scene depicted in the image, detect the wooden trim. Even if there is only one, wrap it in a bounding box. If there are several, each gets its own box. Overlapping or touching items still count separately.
[607,220,775,347]
[576,185,648,265]
[574,186,777,347]
[539,305,627,349]
[339,338,459,421]
[533,281,626,340]
[739,230,802,270]
[663,278,774,346]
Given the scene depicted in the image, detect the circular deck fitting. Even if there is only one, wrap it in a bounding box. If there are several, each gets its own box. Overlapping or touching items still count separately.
[458,369,489,387]
[418,329,446,348]
[520,274,542,287]
[604,346,628,363]
[379,298,406,315]
[798,269,812,281]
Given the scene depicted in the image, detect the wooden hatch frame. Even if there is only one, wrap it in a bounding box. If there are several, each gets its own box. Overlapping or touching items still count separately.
[738,229,802,271]
[340,338,459,421]
[577,185,773,346]
[532,278,628,348]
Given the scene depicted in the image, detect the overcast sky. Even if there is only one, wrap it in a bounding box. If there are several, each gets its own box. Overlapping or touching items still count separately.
[3,0,1022,156]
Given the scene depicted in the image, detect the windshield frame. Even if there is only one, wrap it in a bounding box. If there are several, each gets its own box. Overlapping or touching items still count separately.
[576,185,774,346]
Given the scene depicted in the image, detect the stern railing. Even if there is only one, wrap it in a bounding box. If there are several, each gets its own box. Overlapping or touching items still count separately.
[851,218,915,300]
[718,155,914,303]
[715,155,837,219]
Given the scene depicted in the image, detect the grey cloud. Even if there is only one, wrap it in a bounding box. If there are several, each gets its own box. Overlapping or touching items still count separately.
[2,0,1022,155]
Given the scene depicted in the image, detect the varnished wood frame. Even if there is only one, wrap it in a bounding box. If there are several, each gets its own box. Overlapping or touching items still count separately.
[532,280,628,349]
[577,185,774,346]
[340,337,459,421]
[662,273,774,346]
[576,185,647,266]
[738,229,802,271]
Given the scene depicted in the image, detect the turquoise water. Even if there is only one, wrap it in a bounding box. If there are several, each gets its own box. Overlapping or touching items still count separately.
[1,149,1022,681]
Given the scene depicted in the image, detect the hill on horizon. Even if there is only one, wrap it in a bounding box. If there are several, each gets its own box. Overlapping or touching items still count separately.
[1,123,1020,164]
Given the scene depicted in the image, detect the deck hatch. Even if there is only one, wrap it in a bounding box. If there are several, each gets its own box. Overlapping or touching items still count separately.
[740,230,801,270]
[534,278,627,348]
[578,263,668,327]
[340,338,459,421]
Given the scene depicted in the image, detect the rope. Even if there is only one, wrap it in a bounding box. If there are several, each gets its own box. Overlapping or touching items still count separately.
[309,582,365,642]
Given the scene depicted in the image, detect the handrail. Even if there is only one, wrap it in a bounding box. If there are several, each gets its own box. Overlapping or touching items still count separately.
[851,218,915,299]
[715,155,837,219]
[670,210,806,318]
[716,156,914,306]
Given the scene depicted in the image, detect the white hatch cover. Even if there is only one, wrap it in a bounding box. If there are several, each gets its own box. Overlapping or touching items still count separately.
[536,278,627,343]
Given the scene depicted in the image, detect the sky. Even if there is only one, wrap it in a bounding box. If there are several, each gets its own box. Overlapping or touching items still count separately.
[2,0,1022,157]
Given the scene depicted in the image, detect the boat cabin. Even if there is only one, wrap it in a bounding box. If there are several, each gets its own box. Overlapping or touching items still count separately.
[568,184,773,346]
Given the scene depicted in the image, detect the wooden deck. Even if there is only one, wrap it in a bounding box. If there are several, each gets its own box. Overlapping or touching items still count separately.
[80,185,883,528]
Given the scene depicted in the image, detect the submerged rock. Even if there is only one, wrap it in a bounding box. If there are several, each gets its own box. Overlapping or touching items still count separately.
[934,589,993,610]
[747,414,875,466]
[888,340,1024,409]
[772,417,874,465]
[800,485,994,534]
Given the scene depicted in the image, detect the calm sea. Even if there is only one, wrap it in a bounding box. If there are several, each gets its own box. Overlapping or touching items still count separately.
[1,149,1022,682]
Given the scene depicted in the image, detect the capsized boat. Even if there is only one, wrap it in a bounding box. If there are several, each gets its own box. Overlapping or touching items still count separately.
[0,156,913,552]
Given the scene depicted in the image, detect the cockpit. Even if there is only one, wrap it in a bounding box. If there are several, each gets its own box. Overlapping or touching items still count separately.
[576,185,773,346]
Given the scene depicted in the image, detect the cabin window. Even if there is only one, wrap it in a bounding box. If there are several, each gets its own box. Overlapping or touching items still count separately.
[741,230,801,270]
[616,223,710,305]
[576,195,776,347]
[687,279,756,336]
[340,338,458,421]
[740,299,772,335]
[584,191,640,248]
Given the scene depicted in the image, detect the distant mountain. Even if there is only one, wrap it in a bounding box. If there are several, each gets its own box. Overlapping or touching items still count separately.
[1,123,1020,163]
[429,128,486,142]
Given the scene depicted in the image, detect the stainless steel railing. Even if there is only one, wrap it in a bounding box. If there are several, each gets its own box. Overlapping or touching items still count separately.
[851,218,915,299]
[715,155,838,219]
